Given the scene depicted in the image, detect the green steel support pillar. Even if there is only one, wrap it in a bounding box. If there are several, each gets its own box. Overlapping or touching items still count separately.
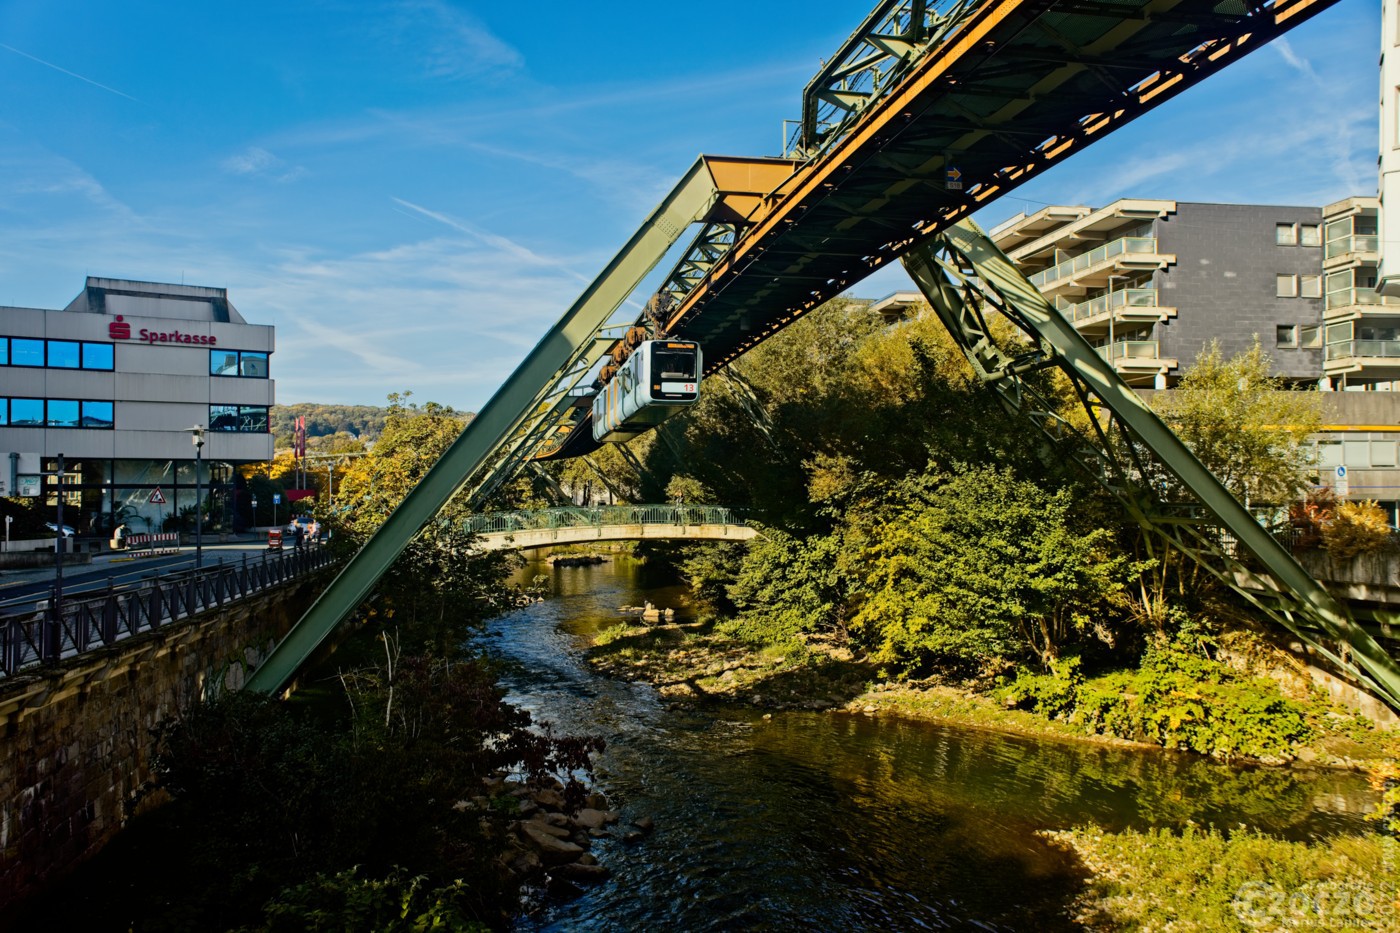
[903,221,1400,710]
[247,159,723,694]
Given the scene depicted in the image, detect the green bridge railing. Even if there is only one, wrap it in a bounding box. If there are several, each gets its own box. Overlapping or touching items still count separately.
[464,504,745,536]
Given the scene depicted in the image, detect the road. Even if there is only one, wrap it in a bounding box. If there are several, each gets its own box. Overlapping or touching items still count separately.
[0,539,294,609]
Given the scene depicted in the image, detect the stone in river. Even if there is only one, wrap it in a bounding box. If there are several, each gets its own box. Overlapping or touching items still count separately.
[574,808,609,829]
[523,818,571,839]
[632,815,655,834]
[558,862,612,884]
[521,823,586,863]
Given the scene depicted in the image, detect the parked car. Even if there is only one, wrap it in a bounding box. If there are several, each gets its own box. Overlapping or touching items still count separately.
[287,515,321,542]
[45,523,75,537]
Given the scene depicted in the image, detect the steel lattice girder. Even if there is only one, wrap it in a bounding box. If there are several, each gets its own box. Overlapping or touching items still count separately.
[902,222,1400,712]
[247,157,785,694]
[659,0,1341,376]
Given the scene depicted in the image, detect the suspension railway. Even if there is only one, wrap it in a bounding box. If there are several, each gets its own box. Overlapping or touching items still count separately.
[246,0,1400,708]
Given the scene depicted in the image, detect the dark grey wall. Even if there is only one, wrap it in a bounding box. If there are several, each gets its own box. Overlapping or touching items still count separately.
[1154,202,1323,380]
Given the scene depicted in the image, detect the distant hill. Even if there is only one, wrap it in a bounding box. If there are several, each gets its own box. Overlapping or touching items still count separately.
[272,403,391,447]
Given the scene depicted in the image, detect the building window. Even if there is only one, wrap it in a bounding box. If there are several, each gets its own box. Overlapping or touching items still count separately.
[81,342,114,370]
[1300,224,1321,247]
[47,341,80,368]
[46,399,80,428]
[1276,274,1298,297]
[1317,441,1343,467]
[9,398,43,425]
[11,339,43,367]
[1300,325,1322,348]
[1299,274,1322,299]
[1373,442,1398,468]
[81,400,114,428]
[1276,325,1298,348]
[211,349,270,379]
[0,397,114,428]
[0,338,115,371]
[1276,223,1298,246]
[209,404,269,433]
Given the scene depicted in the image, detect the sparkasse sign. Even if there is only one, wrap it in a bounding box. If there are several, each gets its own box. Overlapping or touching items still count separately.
[108,314,217,346]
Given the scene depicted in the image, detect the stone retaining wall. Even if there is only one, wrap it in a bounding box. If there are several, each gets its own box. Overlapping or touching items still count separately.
[0,578,325,910]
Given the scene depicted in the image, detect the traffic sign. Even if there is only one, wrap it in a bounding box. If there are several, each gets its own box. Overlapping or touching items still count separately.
[148,487,166,504]
[273,494,282,504]
[946,166,963,191]
[1335,465,1349,497]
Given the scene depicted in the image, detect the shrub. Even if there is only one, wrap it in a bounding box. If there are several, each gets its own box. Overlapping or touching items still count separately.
[1322,499,1394,559]
[1003,649,1313,761]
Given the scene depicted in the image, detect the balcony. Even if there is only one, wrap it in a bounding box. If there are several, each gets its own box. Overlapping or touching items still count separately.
[1324,234,1379,269]
[1057,287,1176,331]
[1094,340,1177,385]
[1029,237,1173,295]
[1324,339,1400,374]
[1325,287,1400,320]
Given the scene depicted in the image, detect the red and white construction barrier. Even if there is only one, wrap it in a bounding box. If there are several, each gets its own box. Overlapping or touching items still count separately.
[124,532,181,556]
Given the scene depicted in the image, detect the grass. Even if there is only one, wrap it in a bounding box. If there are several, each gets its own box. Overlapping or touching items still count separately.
[1044,824,1400,932]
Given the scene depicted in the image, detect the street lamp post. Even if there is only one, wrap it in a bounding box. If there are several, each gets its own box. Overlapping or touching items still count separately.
[191,425,205,569]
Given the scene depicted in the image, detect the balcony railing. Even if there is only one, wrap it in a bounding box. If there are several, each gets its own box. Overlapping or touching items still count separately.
[1326,287,1400,311]
[1325,234,1379,260]
[1058,287,1160,324]
[1325,340,1400,361]
[1030,237,1159,288]
[1095,340,1161,362]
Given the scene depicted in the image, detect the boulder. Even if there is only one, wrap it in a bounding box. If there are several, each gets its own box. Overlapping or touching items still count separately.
[574,808,610,829]
[534,788,566,810]
[632,816,655,834]
[521,823,585,863]
[522,819,570,840]
[557,862,612,884]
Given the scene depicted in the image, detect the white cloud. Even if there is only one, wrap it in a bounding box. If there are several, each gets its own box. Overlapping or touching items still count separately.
[220,146,307,183]
[394,0,524,81]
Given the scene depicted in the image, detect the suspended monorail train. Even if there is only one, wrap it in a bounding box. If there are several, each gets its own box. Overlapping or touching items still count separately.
[591,340,702,443]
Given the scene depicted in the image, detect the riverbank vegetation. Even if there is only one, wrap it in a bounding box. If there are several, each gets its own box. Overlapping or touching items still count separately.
[22,398,601,931]
[577,296,1399,768]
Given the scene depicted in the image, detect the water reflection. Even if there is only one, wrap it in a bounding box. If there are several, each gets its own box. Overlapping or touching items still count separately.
[492,558,1380,931]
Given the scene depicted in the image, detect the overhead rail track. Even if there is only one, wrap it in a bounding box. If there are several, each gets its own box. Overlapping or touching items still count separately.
[249,0,1346,695]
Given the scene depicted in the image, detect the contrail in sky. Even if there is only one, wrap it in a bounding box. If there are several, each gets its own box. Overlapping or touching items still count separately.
[1,43,140,102]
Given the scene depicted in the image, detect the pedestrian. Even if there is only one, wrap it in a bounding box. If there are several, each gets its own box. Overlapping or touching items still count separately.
[293,522,304,550]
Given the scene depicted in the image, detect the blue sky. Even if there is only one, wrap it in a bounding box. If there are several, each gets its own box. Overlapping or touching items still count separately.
[0,0,1382,407]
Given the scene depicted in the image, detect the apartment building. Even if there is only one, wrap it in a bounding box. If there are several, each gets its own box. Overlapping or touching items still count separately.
[871,197,1400,517]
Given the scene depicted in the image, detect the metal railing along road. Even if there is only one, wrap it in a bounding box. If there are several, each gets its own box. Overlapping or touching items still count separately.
[464,504,745,536]
[0,546,338,679]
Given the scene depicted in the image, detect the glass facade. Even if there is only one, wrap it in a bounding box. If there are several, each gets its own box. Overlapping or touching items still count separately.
[0,398,117,428]
[0,337,115,370]
[211,349,271,378]
[209,404,269,433]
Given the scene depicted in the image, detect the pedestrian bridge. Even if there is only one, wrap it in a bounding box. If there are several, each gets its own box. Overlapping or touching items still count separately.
[464,505,756,551]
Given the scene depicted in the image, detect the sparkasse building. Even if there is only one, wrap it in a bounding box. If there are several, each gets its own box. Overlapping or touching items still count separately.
[0,277,274,538]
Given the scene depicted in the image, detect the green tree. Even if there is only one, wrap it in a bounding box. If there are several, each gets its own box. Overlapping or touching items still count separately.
[1151,340,1321,506]
[846,466,1130,674]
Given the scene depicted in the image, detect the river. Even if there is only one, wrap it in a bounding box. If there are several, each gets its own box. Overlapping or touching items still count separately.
[489,557,1381,931]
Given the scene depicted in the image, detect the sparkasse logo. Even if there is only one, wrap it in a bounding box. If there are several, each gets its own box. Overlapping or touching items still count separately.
[106,314,216,346]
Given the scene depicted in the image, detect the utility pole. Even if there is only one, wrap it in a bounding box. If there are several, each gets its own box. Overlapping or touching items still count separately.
[191,425,205,568]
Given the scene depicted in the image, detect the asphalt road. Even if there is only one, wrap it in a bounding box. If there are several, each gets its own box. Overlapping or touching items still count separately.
[0,540,287,608]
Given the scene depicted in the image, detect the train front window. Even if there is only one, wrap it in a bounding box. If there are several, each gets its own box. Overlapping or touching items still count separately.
[653,348,696,379]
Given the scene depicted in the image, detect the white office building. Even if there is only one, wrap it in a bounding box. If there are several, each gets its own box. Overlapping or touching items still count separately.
[0,277,274,537]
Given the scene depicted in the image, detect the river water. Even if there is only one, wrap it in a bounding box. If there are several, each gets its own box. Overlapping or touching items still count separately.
[489,557,1381,931]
